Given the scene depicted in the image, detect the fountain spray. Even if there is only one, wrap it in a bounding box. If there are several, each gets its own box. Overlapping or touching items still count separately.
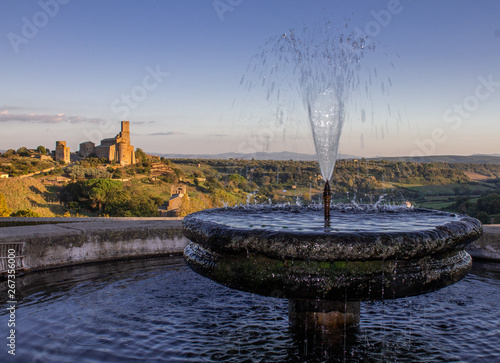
[323,180,331,222]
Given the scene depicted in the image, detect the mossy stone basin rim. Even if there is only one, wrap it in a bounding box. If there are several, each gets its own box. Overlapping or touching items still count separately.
[182,205,483,261]
[182,205,482,301]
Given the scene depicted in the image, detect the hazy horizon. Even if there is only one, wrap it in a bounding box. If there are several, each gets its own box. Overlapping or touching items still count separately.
[1,1,499,158]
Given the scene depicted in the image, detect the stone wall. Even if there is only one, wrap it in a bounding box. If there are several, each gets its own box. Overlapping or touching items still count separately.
[0,218,188,275]
[466,225,500,261]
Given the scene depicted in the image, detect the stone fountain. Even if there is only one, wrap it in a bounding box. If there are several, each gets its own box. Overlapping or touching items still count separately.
[182,25,483,338]
[183,205,482,336]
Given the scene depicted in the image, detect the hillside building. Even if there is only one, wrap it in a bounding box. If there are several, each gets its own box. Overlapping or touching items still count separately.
[55,141,70,164]
[79,141,95,158]
[159,185,188,217]
[79,121,136,166]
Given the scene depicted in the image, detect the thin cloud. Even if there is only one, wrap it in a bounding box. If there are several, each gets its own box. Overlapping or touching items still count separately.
[0,111,107,124]
[0,105,26,112]
[131,120,157,125]
[209,134,228,137]
[146,131,185,136]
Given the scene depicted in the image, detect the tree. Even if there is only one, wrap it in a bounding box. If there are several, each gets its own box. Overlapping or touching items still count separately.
[36,145,47,154]
[1,149,15,158]
[62,179,163,217]
[61,179,124,215]
[477,193,500,215]
[84,179,124,215]
[210,188,239,208]
[178,194,191,217]
[0,193,11,217]
[178,194,208,217]
[135,148,148,164]
[476,211,491,225]
[17,147,31,157]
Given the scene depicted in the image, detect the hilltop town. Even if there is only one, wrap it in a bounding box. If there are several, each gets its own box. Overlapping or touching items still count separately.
[0,121,186,217]
[33,121,136,166]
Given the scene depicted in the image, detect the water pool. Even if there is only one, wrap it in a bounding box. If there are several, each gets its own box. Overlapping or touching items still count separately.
[1,256,498,362]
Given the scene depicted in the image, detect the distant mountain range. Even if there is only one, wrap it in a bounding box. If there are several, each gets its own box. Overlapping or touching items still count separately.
[368,154,500,165]
[152,152,500,165]
[151,151,331,161]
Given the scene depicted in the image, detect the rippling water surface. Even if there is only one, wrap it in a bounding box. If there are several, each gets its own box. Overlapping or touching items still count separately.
[1,257,498,362]
[193,205,463,233]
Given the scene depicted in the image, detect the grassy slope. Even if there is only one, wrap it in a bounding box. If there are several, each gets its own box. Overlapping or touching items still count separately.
[0,177,66,217]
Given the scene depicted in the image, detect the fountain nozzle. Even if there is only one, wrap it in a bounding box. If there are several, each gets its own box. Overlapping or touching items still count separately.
[323,180,331,223]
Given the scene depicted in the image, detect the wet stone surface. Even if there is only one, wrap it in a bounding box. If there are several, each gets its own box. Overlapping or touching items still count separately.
[183,205,482,260]
[183,205,482,301]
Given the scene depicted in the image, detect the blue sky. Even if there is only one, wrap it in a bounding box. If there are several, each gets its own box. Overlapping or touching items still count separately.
[1,0,499,157]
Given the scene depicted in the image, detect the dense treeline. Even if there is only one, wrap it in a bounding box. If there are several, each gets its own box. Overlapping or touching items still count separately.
[444,163,500,178]
[447,192,500,224]
[61,179,162,217]
[173,158,500,222]
[174,158,471,192]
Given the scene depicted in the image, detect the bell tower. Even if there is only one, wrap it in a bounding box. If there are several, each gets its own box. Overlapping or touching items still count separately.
[120,121,130,143]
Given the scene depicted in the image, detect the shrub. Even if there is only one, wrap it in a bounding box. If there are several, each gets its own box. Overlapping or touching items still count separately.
[0,193,12,217]
[476,211,491,225]
[11,209,41,217]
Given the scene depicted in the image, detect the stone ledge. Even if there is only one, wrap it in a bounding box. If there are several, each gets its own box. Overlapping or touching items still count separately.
[466,224,500,262]
[0,216,183,227]
[0,218,189,275]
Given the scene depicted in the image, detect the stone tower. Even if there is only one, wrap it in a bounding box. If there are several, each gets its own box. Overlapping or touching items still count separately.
[119,121,130,142]
[115,121,135,166]
[94,121,136,166]
[55,141,70,164]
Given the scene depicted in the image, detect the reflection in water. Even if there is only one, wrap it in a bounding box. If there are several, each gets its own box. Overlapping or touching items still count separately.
[0,257,499,362]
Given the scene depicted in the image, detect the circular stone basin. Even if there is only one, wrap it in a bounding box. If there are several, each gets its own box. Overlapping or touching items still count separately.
[183,205,482,301]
